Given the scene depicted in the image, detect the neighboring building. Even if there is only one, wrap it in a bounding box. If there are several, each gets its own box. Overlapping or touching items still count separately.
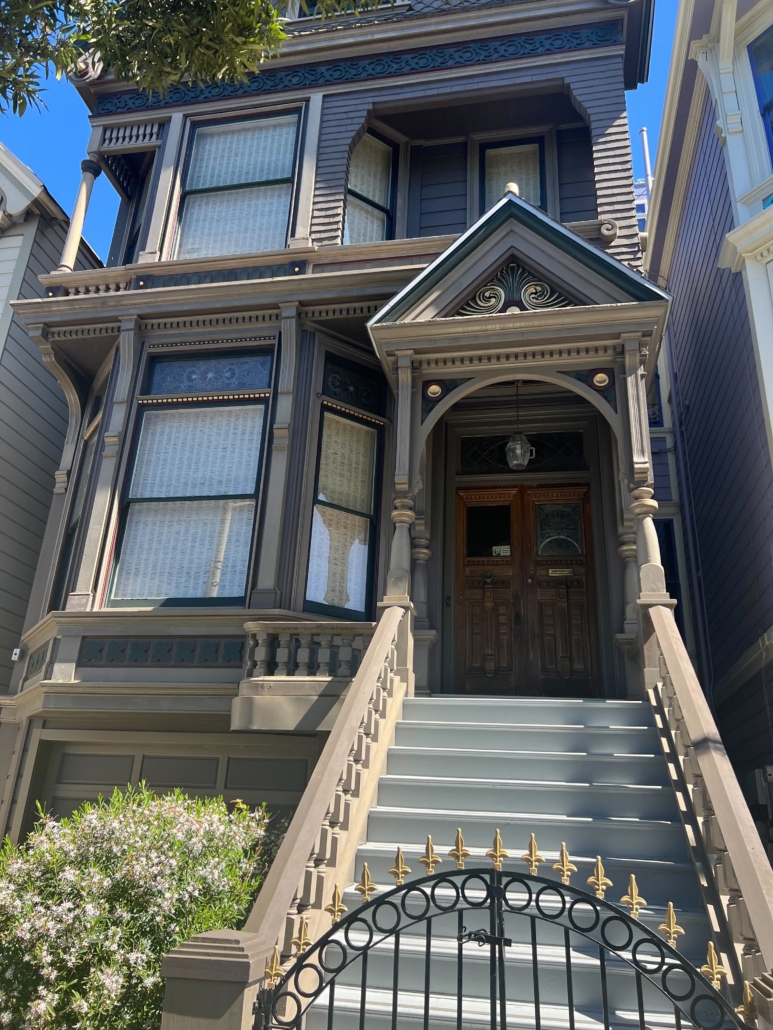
[645,0,773,828]
[635,177,649,232]
[0,145,100,695]
[3,2,772,1023]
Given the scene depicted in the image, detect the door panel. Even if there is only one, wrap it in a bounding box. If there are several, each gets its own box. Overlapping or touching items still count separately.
[455,485,599,696]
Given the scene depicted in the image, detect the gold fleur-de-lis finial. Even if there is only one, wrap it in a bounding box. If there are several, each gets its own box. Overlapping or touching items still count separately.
[419,835,442,875]
[355,863,378,902]
[487,829,509,871]
[389,847,411,885]
[587,856,613,899]
[325,883,347,926]
[449,828,471,869]
[620,875,647,919]
[521,833,544,876]
[701,942,729,988]
[658,902,685,948]
[737,981,758,1027]
[552,842,577,885]
[290,915,313,954]
[264,945,283,988]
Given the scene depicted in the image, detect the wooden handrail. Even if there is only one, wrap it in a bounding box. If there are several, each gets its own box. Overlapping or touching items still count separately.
[650,604,773,972]
[242,605,406,957]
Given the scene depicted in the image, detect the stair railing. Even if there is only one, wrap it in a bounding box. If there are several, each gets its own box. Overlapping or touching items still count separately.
[242,604,410,960]
[648,604,773,984]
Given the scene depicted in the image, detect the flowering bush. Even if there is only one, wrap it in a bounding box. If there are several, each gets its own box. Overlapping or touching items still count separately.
[0,785,283,1029]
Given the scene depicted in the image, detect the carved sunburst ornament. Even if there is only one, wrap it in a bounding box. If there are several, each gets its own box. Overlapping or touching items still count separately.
[458,261,575,316]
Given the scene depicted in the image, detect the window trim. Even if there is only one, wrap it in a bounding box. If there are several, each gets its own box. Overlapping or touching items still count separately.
[303,403,384,622]
[749,25,773,166]
[344,130,399,245]
[105,348,274,608]
[169,109,303,261]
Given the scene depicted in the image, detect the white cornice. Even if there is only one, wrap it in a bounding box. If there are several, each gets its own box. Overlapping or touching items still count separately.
[719,203,773,267]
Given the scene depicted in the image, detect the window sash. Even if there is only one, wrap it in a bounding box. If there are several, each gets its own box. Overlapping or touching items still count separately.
[344,133,394,245]
[482,140,543,211]
[305,408,380,618]
[110,365,270,604]
[173,114,299,259]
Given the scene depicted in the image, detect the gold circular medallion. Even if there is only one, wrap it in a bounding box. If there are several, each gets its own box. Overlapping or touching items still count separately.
[591,371,610,389]
[426,383,443,399]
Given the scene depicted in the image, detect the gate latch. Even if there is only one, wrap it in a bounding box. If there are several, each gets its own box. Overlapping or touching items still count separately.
[457,927,512,948]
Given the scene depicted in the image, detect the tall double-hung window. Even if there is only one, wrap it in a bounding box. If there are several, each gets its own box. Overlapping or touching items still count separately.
[109,352,272,606]
[481,138,544,211]
[344,134,395,244]
[305,358,384,619]
[173,114,299,260]
[750,26,773,159]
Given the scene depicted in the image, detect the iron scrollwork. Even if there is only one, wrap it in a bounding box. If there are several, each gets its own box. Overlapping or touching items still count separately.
[255,867,752,1030]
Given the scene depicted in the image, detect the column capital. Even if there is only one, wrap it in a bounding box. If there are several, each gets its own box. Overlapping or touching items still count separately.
[80,158,102,179]
[629,486,658,520]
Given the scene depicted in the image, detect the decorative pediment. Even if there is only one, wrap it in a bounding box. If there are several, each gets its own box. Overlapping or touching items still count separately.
[457,260,576,317]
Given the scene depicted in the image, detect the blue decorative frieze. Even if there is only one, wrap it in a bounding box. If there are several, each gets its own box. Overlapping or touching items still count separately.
[132,260,307,290]
[24,642,50,681]
[78,637,244,667]
[95,22,622,115]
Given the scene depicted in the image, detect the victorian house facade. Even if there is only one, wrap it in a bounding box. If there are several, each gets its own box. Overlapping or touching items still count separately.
[5,1,773,1027]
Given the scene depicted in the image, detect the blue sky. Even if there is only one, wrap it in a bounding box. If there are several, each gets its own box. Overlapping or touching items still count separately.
[0,0,678,263]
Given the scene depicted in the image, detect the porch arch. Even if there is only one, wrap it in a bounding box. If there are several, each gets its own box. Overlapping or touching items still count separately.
[413,368,622,483]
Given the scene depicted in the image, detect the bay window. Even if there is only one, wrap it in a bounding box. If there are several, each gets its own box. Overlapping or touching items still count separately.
[173,114,299,260]
[305,357,384,619]
[109,352,271,606]
[750,26,773,160]
[344,133,395,244]
[482,138,544,211]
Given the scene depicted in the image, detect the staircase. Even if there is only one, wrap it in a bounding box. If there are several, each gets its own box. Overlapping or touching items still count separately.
[322,695,714,1029]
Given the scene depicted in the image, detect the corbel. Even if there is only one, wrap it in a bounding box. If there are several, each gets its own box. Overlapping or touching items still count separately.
[394,351,414,493]
[28,323,83,491]
[623,334,650,484]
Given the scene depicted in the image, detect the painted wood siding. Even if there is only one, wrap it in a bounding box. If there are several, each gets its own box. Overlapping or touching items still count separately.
[651,437,672,502]
[557,126,597,222]
[309,54,640,265]
[667,94,773,773]
[0,218,99,692]
[407,142,468,238]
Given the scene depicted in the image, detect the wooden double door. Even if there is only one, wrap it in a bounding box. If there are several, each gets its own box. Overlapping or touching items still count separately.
[454,485,600,696]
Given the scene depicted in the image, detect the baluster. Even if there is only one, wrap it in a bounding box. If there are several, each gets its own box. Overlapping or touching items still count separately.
[317,633,333,677]
[295,632,312,676]
[275,632,292,676]
[253,630,272,677]
[338,635,354,678]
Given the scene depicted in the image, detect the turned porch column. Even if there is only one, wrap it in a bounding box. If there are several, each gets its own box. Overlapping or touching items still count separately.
[383,352,416,605]
[57,158,102,273]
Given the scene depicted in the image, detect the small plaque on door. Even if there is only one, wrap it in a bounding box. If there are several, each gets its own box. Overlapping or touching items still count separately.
[492,545,511,556]
[548,568,573,576]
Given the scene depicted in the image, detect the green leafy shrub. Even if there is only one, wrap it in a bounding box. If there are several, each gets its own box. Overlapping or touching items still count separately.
[0,785,283,1028]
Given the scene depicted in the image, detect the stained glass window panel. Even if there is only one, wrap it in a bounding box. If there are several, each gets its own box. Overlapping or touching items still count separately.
[149,355,272,395]
[186,116,298,191]
[536,503,582,556]
[112,499,255,599]
[485,144,541,209]
[174,183,292,259]
[306,505,370,612]
[317,413,376,515]
[129,406,265,499]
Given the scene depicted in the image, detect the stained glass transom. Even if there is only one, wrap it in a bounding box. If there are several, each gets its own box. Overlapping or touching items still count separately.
[536,503,582,556]
[460,433,585,475]
[323,358,382,414]
[149,355,272,395]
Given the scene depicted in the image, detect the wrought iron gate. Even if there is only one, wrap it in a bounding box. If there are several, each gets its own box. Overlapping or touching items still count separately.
[254,866,752,1030]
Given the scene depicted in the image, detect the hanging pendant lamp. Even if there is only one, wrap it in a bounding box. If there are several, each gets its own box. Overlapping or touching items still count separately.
[506,381,535,471]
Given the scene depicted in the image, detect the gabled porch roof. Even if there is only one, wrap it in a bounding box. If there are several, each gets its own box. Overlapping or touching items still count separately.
[368,190,671,380]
